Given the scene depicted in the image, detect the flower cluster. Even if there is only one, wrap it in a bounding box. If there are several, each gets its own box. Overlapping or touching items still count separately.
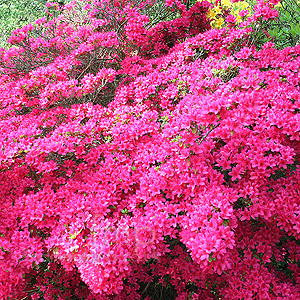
[0,0,300,299]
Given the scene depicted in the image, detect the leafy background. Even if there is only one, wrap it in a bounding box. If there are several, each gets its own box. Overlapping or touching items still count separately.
[2,0,300,49]
[0,0,70,48]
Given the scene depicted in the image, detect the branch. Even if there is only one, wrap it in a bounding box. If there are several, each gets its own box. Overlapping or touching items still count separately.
[196,123,220,145]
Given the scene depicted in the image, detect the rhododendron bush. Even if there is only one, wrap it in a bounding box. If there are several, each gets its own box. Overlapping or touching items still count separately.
[1,0,300,299]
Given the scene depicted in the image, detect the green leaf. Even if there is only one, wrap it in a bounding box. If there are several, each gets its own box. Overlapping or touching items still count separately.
[121,208,129,215]
[222,219,230,226]
[283,11,292,21]
[291,23,300,35]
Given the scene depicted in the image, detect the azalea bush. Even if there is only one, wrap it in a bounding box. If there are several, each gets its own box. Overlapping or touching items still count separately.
[1,0,300,299]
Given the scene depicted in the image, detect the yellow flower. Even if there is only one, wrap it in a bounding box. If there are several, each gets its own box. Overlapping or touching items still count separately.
[274,2,282,9]
[231,0,251,22]
[214,4,222,15]
[234,1,250,11]
[221,0,232,9]
[214,17,224,28]
[207,9,217,20]
[204,0,252,27]
[235,14,242,23]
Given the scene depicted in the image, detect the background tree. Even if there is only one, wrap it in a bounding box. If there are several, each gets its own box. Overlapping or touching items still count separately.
[0,0,71,48]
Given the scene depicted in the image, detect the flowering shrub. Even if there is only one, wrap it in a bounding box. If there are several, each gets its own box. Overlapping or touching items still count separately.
[0,0,300,299]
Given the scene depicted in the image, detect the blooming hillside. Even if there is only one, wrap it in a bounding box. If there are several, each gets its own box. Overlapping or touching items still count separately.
[0,0,300,299]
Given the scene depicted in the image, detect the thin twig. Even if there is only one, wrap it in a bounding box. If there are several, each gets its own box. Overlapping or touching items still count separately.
[141,281,151,296]
[196,123,220,145]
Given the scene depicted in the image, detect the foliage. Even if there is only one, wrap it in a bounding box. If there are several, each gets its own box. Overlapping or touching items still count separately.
[0,0,300,299]
[267,0,300,48]
[0,0,49,48]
